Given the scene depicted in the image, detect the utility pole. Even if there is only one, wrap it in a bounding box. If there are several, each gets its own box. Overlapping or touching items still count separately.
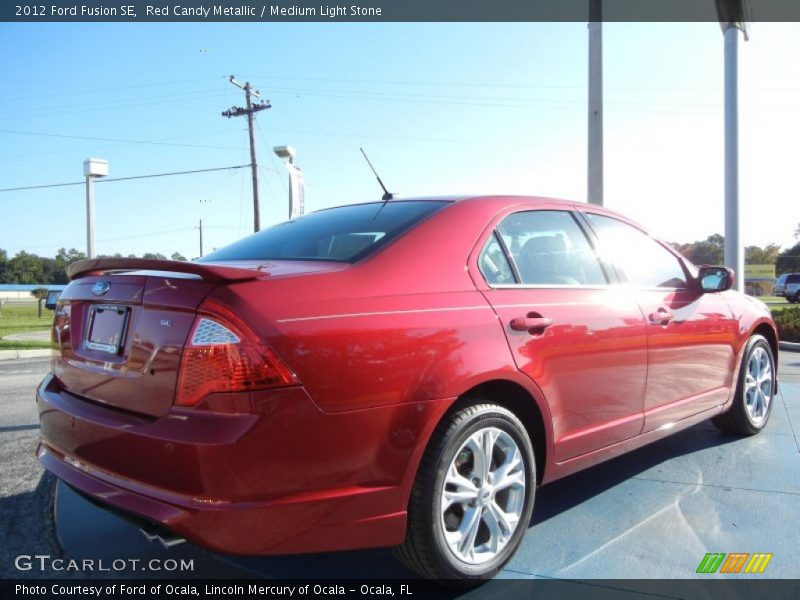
[222,76,271,232]
[587,0,603,206]
[723,24,743,291]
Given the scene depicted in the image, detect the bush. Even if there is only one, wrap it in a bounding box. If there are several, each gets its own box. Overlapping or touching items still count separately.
[30,288,49,300]
[773,307,800,343]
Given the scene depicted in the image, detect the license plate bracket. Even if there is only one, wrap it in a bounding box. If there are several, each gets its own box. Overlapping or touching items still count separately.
[85,304,129,355]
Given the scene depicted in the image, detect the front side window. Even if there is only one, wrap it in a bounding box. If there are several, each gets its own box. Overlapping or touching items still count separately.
[584,213,687,288]
[200,200,449,263]
[494,210,607,286]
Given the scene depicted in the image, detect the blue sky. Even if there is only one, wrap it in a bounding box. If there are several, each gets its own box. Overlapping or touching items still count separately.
[0,22,798,259]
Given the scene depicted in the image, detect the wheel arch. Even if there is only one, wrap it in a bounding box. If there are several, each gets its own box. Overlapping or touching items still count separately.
[404,376,553,498]
[752,320,779,392]
[451,379,549,485]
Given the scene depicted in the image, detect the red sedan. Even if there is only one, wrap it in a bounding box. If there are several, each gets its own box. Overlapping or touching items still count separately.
[37,196,778,583]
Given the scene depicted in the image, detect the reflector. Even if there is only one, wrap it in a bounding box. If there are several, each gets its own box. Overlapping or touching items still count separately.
[191,318,240,345]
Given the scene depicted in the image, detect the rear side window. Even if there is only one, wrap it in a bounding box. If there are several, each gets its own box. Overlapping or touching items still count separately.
[494,210,607,286]
[788,275,800,284]
[585,213,687,288]
[200,201,449,263]
[479,233,515,285]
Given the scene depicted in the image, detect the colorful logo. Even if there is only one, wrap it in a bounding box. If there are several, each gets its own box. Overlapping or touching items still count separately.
[696,552,773,574]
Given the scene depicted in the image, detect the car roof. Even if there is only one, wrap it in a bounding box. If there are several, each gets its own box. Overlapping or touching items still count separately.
[327,194,589,209]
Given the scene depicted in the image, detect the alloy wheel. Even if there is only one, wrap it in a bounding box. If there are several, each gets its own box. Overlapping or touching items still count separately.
[440,427,526,565]
[744,346,773,424]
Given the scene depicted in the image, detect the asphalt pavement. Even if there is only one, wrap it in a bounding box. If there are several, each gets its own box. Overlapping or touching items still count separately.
[1,355,799,583]
[0,358,62,578]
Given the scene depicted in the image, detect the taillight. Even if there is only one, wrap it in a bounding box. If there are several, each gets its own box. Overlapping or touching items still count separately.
[175,300,297,407]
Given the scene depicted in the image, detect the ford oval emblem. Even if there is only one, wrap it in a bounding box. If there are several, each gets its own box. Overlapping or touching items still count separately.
[91,281,111,296]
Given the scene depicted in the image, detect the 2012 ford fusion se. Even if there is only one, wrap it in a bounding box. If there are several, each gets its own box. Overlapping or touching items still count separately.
[37,195,778,583]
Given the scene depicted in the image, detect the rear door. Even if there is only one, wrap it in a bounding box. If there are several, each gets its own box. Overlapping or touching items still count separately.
[580,212,738,432]
[473,208,648,462]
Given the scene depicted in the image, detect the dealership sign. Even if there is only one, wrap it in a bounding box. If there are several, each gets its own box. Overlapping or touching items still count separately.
[744,264,775,279]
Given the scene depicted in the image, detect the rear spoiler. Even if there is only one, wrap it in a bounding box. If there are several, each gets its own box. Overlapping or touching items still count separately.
[67,258,264,283]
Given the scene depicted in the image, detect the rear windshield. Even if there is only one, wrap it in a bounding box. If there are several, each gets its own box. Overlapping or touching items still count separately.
[199,200,449,263]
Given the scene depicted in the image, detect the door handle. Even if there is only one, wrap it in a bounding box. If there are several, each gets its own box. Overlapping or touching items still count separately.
[510,316,553,333]
[648,308,674,324]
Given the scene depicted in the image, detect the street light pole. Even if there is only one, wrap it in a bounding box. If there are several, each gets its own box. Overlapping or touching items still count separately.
[83,158,108,259]
[86,175,95,259]
[274,145,305,219]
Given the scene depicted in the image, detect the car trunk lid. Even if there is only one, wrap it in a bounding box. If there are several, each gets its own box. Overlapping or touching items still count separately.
[52,259,270,418]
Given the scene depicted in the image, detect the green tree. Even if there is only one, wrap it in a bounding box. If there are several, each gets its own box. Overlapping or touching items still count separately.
[6,251,46,284]
[41,257,61,284]
[675,234,725,266]
[745,244,781,265]
[777,242,800,275]
[142,252,167,260]
[171,252,188,261]
[0,248,7,283]
[52,248,87,283]
[55,248,87,264]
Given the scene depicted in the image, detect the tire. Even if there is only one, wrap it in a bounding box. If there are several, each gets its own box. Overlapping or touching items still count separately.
[791,293,800,304]
[394,402,535,586]
[712,334,776,436]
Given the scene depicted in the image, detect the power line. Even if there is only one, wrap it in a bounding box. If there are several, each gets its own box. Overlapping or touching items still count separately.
[0,128,244,150]
[0,76,228,103]
[248,73,800,93]
[0,89,232,121]
[0,164,251,193]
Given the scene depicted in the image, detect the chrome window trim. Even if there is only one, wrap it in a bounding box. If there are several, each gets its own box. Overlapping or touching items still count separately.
[487,283,612,291]
[486,282,687,292]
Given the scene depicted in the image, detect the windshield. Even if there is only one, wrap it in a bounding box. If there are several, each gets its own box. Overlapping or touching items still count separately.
[199,200,450,263]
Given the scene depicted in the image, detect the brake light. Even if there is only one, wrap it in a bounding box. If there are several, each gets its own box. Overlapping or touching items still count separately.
[175,301,297,407]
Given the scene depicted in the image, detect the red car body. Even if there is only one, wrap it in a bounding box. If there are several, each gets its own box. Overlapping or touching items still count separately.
[37,196,778,557]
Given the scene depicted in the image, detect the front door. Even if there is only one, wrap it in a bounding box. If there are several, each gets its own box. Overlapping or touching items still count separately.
[581,212,738,432]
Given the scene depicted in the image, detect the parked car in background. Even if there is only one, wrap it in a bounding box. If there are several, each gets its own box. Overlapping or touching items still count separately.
[37,196,778,585]
[773,273,800,303]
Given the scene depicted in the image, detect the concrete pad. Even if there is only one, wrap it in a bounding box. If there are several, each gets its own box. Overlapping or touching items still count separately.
[511,477,798,578]
[780,382,800,434]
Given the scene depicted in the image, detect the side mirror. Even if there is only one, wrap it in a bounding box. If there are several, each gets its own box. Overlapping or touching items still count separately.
[698,266,734,293]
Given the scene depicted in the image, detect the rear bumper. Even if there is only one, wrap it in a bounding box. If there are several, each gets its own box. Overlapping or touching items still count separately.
[37,374,452,555]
